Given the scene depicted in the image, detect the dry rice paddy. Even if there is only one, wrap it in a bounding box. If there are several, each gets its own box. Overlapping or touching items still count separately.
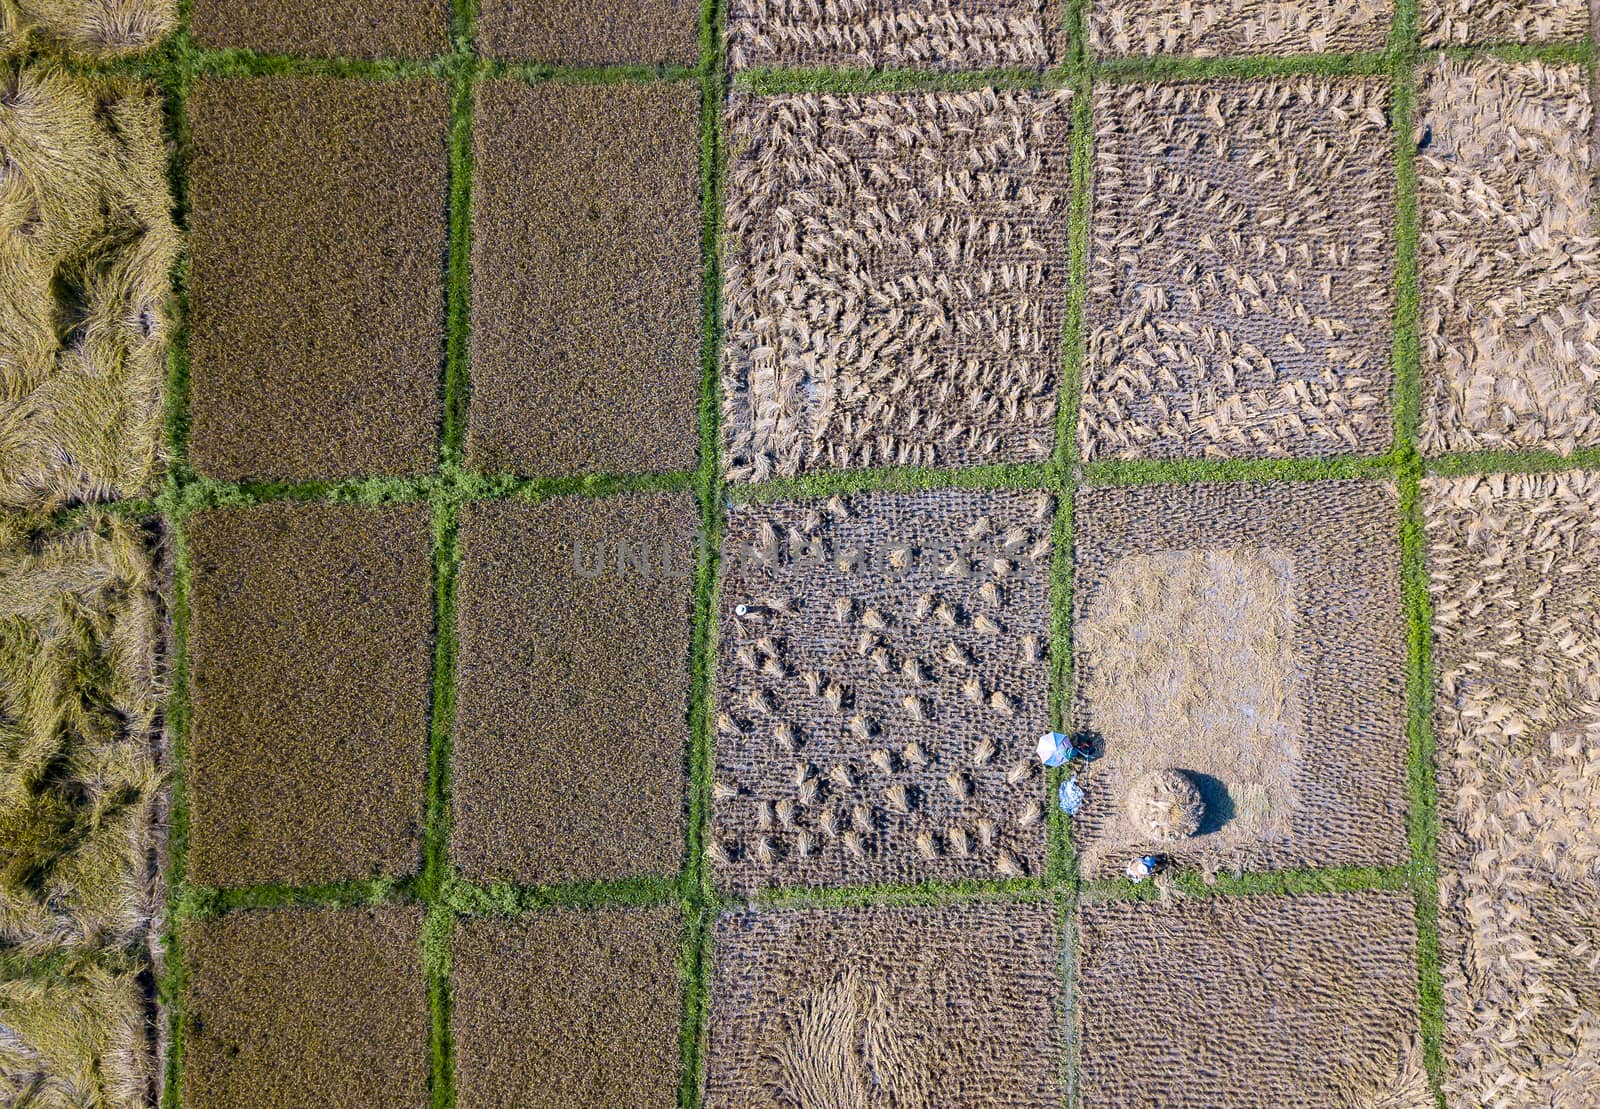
[713,488,1054,889]
[705,902,1062,1108]
[6,1,1600,1105]
[1424,472,1600,1105]
[1419,0,1590,46]
[726,0,1064,71]
[186,77,450,481]
[467,80,704,477]
[184,503,435,887]
[452,906,685,1107]
[180,906,429,1109]
[1072,480,1410,878]
[1083,77,1396,460]
[1089,0,1393,57]
[450,494,698,886]
[1076,891,1426,1107]
[188,0,449,59]
[722,90,1072,481]
[1416,58,1600,457]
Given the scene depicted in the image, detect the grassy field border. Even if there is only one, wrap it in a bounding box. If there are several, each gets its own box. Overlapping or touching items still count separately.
[29,6,1600,1108]
[1389,0,1450,1100]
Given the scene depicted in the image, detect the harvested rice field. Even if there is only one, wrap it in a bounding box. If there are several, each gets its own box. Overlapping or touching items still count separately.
[1089,0,1393,57]
[1083,76,1396,460]
[1424,472,1600,1105]
[712,488,1055,889]
[1071,480,1410,878]
[705,902,1063,1107]
[5,2,1600,1107]
[1076,891,1426,1107]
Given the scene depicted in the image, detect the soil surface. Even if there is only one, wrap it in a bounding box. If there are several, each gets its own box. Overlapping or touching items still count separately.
[452,905,685,1107]
[1072,480,1409,877]
[467,79,703,478]
[181,906,428,1109]
[186,76,450,480]
[1076,891,1423,1108]
[185,503,435,887]
[706,902,1062,1108]
[450,494,699,884]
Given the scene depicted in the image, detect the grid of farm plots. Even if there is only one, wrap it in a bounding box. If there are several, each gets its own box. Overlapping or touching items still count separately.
[28,0,1594,1105]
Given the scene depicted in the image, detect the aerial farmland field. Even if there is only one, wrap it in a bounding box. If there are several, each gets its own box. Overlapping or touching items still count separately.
[1,0,1597,1106]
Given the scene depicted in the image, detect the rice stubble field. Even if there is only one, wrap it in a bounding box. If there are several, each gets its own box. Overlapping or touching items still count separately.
[1,0,1599,1107]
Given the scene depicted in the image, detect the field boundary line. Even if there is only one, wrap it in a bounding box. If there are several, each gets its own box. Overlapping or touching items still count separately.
[1388,0,1449,1101]
[150,4,198,1104]
[678,0,731,1102]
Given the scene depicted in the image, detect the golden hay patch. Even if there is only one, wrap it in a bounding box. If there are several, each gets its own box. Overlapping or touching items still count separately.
[0,0,173,57]
[1072,480,1409,877]
[725,0,1064,71]
[722,90,1072,481]
[712,488,1054,889]
[0,65,176,512]
[1416,59,1599,458]
[1424,471,1600,1106]
[1077,548,1305,855]
[1089,0,1392,57]
[1082,78,1395,460]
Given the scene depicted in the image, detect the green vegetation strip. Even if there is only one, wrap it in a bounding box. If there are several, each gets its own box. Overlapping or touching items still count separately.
[677,0,729,1101]
[1389,0,1450,1100]
[1055,3,1091,1102]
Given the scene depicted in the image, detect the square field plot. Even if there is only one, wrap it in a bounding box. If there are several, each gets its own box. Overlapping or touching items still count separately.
[182,906,428,1109]
[1089,0,1391,57]
[1424,473,1600,1105]
[727,0,1064,71]
[706,903,1061,1108]
[1076,892,1423,1108]
[190,0,449,59]
[478,0,700,64]
[185,503,435,887]
[186,77,449,482]
[453,906,684,1107]
[711,488,1055,891]
[468,81,703,478]
[1417,60,1600,457]
[1071,480,1407,878]
[450,494,699,885]
[1083,78,1395,461]
[1421,0,1589,45]
[722,90,1072,482]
